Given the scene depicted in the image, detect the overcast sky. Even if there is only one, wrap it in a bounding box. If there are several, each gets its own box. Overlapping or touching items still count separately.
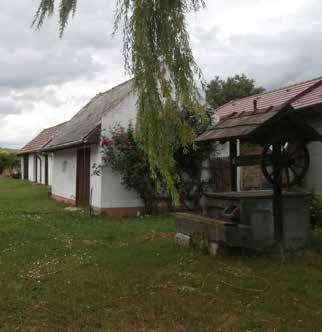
[1,0,321,148]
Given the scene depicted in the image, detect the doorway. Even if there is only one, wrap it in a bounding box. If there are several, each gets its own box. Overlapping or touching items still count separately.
[23,155,29,180]
[45,155,49,185]
[76,147,91,206]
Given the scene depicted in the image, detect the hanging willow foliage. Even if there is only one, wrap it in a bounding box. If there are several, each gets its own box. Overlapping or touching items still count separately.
[33,0,207,201]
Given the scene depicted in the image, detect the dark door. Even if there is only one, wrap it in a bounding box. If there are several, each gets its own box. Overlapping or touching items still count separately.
[44,155,49,185]
[34,155,38,183]
[23,155,29,180]
[76,147,91,206]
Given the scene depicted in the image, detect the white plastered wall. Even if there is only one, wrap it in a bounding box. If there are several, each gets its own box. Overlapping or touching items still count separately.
[216,141,230,158]
[28,153,36,182]
[48,153,54,186]
[99,92,144,209]
[20,156,25,179]
[36,155,46,184]
[41,155,46,184]
[51,148,77,202]
[21,153,51,185]
[37,156,41,183]
[304,116,322,196]
[89,144,102,208]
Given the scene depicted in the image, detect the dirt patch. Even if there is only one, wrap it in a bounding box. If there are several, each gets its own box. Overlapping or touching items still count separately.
[63,239,73,249]
[82,240,97,246]
[64,206,83,212]
[219,314,240,332]
[143,231,175,242]
[25,301,48,313]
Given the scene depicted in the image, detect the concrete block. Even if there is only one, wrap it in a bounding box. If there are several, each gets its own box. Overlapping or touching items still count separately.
[175,233,191,248]
[208,242,218,255]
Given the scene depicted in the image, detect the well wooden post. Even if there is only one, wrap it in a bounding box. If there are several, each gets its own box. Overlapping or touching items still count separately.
[230,140,237,191]
[272,142,283,245]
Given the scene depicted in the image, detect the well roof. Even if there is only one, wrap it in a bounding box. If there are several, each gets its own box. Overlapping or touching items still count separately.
[197,103,322,144]
[198,76,322,144]
[215,76,322,119]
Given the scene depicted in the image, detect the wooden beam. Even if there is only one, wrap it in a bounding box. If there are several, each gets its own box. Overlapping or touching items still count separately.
[234,154,262,167]
[272,143,283,246]
[230,140,237,191]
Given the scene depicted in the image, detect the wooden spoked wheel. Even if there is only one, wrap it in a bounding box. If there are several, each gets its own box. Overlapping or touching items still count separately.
[261,141,310,187]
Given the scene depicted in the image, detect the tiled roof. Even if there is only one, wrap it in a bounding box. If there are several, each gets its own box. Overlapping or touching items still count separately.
[216,76,322,118]
[18,122,65,155]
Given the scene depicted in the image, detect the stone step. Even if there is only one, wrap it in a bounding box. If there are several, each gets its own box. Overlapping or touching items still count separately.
[175,212,251,247]
[175,212,237,226]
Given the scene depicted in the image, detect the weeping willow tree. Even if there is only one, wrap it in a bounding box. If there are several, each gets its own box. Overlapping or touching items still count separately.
[33,0,208,200]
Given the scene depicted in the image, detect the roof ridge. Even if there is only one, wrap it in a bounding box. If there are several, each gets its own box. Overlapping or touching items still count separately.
[73,79,133,119]
[215,75,322,112]
[44,79,134,151]
[43,121,67,131]
[102,78,133,94]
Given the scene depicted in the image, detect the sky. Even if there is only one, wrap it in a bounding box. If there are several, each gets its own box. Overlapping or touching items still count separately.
[1,0,322,149]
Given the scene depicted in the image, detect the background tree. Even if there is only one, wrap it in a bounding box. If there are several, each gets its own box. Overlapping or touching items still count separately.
[0,148,20,176]
[32,0,207,201]
[206,74,265,109]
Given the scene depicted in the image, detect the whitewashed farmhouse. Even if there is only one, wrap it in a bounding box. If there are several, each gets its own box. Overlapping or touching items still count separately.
[18,123,65,185]
[41,80,144,216]
[19,75,322,216]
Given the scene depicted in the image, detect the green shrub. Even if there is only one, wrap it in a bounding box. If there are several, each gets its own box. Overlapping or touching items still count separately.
[94,124,166,213]
[94,122,213,213]
[309,191,322,229]
[0,148,20,175]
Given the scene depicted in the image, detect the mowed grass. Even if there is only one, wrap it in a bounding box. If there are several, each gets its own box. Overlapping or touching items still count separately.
[1,179,322,331]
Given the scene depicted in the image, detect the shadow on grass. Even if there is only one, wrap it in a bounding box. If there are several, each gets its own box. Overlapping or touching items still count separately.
[308,228,322,252]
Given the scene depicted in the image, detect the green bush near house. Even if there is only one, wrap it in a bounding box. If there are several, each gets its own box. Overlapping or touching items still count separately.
[96,124,164,213]
[0,148,20,175]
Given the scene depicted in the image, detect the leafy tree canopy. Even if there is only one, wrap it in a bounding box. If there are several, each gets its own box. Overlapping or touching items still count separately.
[206,74,265,109]
[32,0,207,201]
[0,149,19,174]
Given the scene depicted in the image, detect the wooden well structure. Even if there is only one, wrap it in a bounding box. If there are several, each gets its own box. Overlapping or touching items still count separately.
[176,103,322,250]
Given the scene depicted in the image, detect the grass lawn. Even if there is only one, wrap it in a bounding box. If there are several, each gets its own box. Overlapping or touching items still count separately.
[1,179,322,331]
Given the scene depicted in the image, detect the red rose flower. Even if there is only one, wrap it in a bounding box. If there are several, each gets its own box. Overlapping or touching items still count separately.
[101,138,109,147]
[123,137,129,146]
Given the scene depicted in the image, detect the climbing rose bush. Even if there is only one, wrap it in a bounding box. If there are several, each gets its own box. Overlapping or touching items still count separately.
[94,121,213,213]
[95,124,162,213]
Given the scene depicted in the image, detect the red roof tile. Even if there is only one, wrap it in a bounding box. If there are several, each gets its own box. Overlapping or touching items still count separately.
[18,123,65,154]
[216,76,322,119]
